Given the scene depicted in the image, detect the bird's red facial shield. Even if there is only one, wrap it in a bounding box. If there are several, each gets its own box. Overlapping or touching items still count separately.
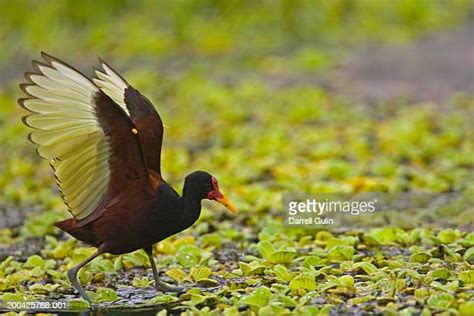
[207,177,237,215]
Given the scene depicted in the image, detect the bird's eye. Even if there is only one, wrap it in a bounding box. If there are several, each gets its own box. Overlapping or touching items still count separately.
[207,184,213,190]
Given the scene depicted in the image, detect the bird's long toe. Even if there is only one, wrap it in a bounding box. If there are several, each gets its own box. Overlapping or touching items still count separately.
[155,283,185,293]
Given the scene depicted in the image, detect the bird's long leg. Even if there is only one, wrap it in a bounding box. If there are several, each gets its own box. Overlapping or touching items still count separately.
[67,247,105,304]
[144,246,184,293]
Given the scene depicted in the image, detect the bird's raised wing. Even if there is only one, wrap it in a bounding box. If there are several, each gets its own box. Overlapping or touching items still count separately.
[19,52,153,224]
[93,60,164,176]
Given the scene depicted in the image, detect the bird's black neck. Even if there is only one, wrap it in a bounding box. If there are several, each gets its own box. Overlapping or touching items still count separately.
[179,187,203,230]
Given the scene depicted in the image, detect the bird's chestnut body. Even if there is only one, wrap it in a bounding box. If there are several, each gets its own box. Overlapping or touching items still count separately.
[55,180,201,254]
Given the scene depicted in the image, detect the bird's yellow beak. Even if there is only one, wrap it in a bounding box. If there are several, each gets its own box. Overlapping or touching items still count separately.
[215,192,238,215]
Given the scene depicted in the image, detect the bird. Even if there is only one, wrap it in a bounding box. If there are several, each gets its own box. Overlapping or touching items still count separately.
[18,52,237,304]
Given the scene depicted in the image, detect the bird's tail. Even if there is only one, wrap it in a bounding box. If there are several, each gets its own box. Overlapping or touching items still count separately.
[54,218,100,247]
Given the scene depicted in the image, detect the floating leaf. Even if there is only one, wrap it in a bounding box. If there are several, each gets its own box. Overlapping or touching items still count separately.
[90,258,114,272]
[376,296,396,305]
[132,277,151,288]
[289,274,316,291]
[238,261,266,276]
[269,250,296,264]
[338,275,354,288]
[148,294,179,305]
[156,240,176,254]
[241,286,272,308]
[303,256,323,268]
[278,293,297,307]
[238,262,251,276]
[258,305,288,315]
[24,255,45,269]
[201,233,222,248]
[427,268,450,281]
[427,293,454,310]
[94,287,118,303]
[325,237,351,248]
[327,245,355,261]
[190,267,212,282]
[438,229,458,244]
[257,241,275,260]
[197,278,218,287]
[355,262,378,275]
[409,252,432,263]
[166,268,187,282]
[122,251,149,268]
[414,288,429,300]
[458,270,474,284]
[315,231,334,245]
[173,236,196,248]
[28,283,59,294]
[68,298,90,310]
[273,264,290,282]
[176,245,201,268]
[463,247,474,263]
[2,292,25,301]
[437,244,461,262]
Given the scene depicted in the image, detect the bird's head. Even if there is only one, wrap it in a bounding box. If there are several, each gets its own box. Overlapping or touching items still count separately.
[184,171,237,215]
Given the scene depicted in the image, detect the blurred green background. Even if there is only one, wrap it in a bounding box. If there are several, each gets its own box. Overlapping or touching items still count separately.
[0,0,473,314]
[1,0,472,221]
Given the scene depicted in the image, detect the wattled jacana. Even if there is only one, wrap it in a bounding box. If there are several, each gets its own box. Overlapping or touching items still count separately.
[18,52,237,303]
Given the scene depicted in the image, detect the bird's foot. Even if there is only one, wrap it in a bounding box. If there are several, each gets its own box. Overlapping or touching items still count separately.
[68,269,93,305]
[155,282,185,293]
